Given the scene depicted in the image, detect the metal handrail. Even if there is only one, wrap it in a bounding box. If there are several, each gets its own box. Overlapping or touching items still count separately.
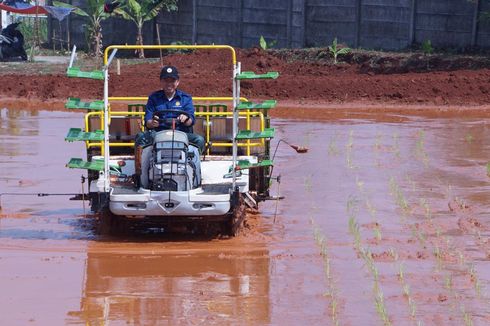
[104,45,236,65]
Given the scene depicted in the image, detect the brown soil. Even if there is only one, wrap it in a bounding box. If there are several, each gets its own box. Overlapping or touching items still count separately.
[1,48,490,111]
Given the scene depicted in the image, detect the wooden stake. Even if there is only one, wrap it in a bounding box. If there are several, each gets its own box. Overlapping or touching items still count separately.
[116,59,120,75]
[156,23,163,67]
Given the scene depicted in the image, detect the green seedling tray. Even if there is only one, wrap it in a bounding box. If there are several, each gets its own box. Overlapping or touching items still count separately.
[65,97,104,111]
[65,128,104,142]
[67,67,104,80]
[236,71,279,80]
[236,128,275,140]
[237,100,276,110]
[66,158,105,171]
[235,159,273,170]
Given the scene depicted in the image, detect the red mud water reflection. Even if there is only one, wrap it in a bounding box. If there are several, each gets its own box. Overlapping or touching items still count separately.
[2,108,490,325]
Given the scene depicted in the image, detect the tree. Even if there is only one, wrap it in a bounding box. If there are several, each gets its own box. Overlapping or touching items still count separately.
[53,0,109,57]
[113,0,178,58]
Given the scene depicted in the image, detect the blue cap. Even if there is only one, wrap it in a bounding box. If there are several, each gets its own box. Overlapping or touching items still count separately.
[160,65,179,80]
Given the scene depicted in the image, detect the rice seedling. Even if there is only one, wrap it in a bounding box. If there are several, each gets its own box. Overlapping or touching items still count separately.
[388,248,399,260]
[392,132,401,158]
[409,225,426,245]
[311,219,340,324]
[389,177,410,213]
[356,176,365,193]
[304,175,312,193]
[373,226,382,241]
[374,287,391,326]
[444,274,453,290]
[405,174,416,191]
[457,251,465,266]
[403,283,410,297]
[398,263,405,282]
[414,130,429,167]
[419,198,432,221]
[461,306,473,326]
[465,133,473,144]
[346,195,360,218]
[433,246,443,271]
[346,130,355,169]
[408,296,417,318]
[328,135,340,156]
[374,132,383,151]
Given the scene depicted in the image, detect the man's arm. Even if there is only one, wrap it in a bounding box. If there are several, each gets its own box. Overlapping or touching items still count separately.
[145,95,159,129]
[178,95,195,127]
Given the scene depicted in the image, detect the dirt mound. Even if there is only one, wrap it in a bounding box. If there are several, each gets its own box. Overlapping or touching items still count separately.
[1,48,490,108]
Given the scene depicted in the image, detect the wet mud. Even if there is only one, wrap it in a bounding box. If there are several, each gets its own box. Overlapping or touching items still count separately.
[2,107,490,324]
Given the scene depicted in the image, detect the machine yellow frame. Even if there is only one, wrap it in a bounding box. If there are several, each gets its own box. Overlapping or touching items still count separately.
[84,97,266,156]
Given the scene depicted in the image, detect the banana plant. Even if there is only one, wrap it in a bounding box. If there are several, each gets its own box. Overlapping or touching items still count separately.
[328,37,351,65]
[113,0,178,58]
[53,0,109,57]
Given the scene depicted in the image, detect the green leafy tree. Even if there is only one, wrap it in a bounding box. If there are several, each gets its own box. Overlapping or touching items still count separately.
[53,0,109,57]
[328,37,351,65]
[113,0,178,58]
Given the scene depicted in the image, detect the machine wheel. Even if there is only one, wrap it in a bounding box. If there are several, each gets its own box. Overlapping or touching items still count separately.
[97,203,128,235]
[222,194,246,236]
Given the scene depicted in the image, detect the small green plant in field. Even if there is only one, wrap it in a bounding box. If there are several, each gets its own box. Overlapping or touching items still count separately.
[465,133,474,144]
[389,177,410,213]
[311,219,339,325]
[461,306,473,326]
[392,132,401,158]
[328,136,340,156]
[346,130,355,169]
[445,274,453,290]
[259,35,277,50]
[373,226,382,241]
[420,198,432,221]
[304,175,312,193]
[328,37,351,64]
[414,130,429,167]
[422,40,433,55]
[398,263,405,281]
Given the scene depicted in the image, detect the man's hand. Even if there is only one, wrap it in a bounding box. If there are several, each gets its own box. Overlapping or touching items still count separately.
[178,114,192,126]
[146,116,159,129]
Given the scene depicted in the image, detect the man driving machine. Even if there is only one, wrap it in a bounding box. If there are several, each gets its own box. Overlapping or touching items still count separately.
[135,65,205,153]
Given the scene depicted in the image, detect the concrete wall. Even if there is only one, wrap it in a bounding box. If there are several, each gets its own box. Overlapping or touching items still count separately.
[52,0,490,51]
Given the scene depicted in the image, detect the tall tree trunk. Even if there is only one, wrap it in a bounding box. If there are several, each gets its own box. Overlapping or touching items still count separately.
[137,25,144,58]
[94,23,103,58]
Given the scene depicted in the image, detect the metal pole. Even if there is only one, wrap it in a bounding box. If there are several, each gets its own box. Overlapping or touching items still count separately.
[355,0,362,48]
[409,0,417,46]
[471,0,480,47]
[286,0,292,48]
[192,0,197,44]
[232,62,240,188]
[103,66,110,193]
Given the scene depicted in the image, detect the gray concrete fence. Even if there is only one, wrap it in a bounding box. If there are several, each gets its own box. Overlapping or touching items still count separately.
[51,0,490,51]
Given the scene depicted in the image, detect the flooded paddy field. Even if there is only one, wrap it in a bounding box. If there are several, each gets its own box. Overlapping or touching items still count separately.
[2,108,490,325]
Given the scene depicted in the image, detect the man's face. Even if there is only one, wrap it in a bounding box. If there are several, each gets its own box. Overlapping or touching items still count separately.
[161,77,179,95]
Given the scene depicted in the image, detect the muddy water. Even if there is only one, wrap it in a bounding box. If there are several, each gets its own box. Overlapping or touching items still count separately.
[2,108,490,325]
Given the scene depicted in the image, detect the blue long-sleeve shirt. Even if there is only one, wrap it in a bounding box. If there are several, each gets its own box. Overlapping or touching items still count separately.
[145,89,195,133]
